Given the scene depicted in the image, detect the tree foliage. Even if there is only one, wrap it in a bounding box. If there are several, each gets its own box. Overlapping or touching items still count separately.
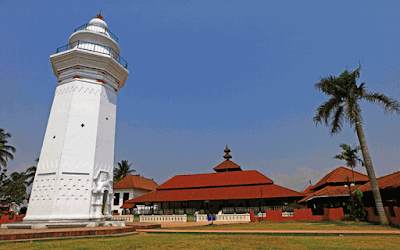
[26,158,39,187]
[0,171,27,204]
[333,143,363,183]
[314,67,400,134]
[114,160,135,183]
[0,128,16,170]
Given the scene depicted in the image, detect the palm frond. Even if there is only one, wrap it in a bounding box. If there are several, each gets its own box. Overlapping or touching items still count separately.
[363,92,400,115]
[330,105,344,135]
[313,97,342,126]
[339,143,351,151]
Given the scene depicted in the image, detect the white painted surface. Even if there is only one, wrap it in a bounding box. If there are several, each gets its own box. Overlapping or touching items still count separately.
[112,188,150,214]
[139,215,187,223]
[194,214,208,222]
[194,214,250,222]
[216,214,251,222]
[282,211,294,217]
[24,16,128,223]
[69,17,120,55]
[112,215,134,222]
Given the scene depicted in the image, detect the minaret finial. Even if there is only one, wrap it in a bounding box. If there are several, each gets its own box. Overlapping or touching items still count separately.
[96,10,103,20]
[223,145,232,161]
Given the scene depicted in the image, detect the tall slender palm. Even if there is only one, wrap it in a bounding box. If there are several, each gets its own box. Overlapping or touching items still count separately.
[333,143,363,183]
[114,160,135,183]
[0,128,16,169]
[314,66,400,225]
[26,158,39,187]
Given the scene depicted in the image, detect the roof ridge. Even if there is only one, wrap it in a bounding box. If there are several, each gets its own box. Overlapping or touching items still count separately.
[325,166,342,182]
[171,170,258,177]
[272,184,303,195]
[377,170,400,179]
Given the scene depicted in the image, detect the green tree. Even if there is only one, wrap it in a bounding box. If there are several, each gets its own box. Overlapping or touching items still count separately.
[333,143,363,183]
[314,66,400,225]
[0,128,16,170]
[347,188,367,221]
[0,172,27,204]
[26,158,39,187]
[114,160,135,183]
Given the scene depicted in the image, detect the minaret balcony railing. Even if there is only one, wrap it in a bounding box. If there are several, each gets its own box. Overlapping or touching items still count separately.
[74,23,118,43]
[56,40,128,69]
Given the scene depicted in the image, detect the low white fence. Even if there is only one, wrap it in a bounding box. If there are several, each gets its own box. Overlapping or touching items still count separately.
[115,213,251,223]
[282,212,294,217]
[112,215,134,222]
[258,212,266,218]
[216,214,250,222]
[139,214,187,223]
[194,213,250,222]
[257,212,294,217]
[194,214,208,222]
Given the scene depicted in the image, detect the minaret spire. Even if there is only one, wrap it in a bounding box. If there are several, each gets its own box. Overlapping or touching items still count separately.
[96,10,103,20]
[223,145,232,161]
[213,146,242,172]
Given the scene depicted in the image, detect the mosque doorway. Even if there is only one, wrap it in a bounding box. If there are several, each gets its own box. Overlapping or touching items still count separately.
[102,190,109,215]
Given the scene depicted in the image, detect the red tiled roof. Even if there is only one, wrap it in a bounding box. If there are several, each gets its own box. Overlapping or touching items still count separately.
[120,203,135,209]
[359,171,400,192]
[124,184,304,203]
[301,185,314,195]
[299,184,361,203]
[113,175,158,191]
[313,166,369,190]
[157,170,272,190]
[213,160,242,172]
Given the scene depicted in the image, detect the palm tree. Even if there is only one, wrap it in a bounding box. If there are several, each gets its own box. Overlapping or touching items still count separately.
[333,143,363,183]
[114,160,135,183]
[334,143,366,221]
[0,128,16,169]
[26,158,39,187]
[314,66,400,226]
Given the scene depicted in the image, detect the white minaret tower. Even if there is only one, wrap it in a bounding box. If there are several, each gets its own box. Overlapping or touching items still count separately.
[23,14,129,226]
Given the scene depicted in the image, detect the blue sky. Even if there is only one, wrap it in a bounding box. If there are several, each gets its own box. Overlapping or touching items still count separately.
[1,0,399,191]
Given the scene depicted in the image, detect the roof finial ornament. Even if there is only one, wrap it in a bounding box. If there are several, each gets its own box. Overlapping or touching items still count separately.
[96,10,103,20]
[223,145,232,161]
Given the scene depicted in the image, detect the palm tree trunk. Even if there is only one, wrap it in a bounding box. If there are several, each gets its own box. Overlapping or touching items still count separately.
[355,122,389,226]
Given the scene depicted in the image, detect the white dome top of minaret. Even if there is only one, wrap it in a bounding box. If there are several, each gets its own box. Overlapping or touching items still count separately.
[69,13,120,55]
[89,16,108,29]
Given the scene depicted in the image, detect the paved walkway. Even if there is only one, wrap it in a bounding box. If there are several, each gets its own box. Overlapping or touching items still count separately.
[0,223,160,241]
[137,228,400,235]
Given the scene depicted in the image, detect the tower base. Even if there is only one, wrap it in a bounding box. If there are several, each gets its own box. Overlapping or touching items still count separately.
[1,220,126,229]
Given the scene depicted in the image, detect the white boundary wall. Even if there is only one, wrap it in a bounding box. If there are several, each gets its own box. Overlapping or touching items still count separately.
[216,214,250,222]
[139,214,187,222]
[112,215,134,223]
[194,214,250,222]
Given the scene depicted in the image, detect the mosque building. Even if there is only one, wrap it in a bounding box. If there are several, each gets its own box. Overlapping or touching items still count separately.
[121,147,304,214]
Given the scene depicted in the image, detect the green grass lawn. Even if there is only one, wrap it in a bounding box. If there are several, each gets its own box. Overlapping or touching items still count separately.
[170,220,399,231]
[1,233,399,250]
